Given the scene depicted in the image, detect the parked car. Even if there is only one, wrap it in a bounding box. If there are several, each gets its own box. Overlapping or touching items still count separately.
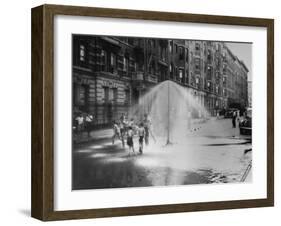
[239,108,252,135]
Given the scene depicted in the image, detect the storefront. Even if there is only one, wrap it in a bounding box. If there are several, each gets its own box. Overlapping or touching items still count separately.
[94,74,131,127]
[73,71,132,128]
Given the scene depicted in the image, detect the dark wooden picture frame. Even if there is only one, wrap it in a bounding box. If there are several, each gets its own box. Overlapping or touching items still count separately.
[31,4,274,221]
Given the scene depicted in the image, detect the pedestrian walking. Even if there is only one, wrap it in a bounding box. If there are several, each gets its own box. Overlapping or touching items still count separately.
[85,113,94,137]
[232,111,237,128]
[138,123,146,154]
[73,116,79,135]
[75,114,84,132]
[126,126,135,156]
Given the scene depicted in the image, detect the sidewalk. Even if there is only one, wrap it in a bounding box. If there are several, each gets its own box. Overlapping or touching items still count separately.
[73,128,113,144]
[74,117,228,144]
[189,117,250,140]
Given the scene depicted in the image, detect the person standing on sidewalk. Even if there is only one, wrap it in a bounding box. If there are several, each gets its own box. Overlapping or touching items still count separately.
[232,111,237,128]
[236,111,241,125]
[85,113,94,138]
[75,114,84,132]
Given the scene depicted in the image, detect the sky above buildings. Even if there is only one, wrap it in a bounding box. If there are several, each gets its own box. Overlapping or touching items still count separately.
[226,42,252,81]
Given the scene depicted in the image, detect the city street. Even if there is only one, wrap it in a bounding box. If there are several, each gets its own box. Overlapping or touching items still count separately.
[72,118,252,190]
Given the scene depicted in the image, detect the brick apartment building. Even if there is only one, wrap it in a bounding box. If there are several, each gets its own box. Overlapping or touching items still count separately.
[72,35,249,127]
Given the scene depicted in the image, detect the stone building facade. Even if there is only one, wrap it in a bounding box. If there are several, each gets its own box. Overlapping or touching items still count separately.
[72,35,249,127]
[247,81,252,108]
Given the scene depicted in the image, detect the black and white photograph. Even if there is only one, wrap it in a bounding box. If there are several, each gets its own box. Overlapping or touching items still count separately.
[72,35,252,190]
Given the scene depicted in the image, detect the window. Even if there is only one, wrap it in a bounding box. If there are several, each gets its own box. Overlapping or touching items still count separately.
[195,58,200,70]
[112,88,118,104]
[169,41,173,53]
[151,39,156,48]
[128,38,134,45]
[218,44,221,52]
[170,63,174,79]
[74,84,86,106]
[179,69,183,79]
[195,43,201,56]
[223,64,227,74]
[186,69,189,83]
[103,87,109,103]
[216,57,221,68]
[179,47,184,60]
[207,66,212,80]
[190,72,194,86]
[110,53,116,66]
[149,40,153,49]
[160,46,166,61]
[207,50,212,62]
[101,50,107,71]
[216,72,220,79]
[175,44,178,53]
[195,43,200,51]
[125,89,130,104]
[110,53,116,73]
[185,48,189,62]
[195,77,199,88]
[123,57,129,72]
[79,44,85,61]
[74,84,89,112]
[216,86,219,94]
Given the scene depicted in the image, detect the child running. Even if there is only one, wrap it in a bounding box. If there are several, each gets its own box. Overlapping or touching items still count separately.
[138,123,146,154]
[126,126,135,156]
[112,120,120,144]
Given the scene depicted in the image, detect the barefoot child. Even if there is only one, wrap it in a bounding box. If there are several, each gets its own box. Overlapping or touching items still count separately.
[112,120,120,144]
[127,126,135,156]
[138,123,146,154]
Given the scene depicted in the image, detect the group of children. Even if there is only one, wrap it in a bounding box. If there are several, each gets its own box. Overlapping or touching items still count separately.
[112,114,152,156]
[73,112,94,137]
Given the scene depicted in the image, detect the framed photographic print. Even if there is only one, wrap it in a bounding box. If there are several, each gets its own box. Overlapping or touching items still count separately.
[31,4,274,221]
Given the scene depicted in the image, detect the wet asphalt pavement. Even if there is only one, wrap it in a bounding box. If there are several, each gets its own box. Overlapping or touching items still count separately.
[72,118,252,190]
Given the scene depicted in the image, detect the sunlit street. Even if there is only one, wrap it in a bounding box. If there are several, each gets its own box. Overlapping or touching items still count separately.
[72,118,252,190]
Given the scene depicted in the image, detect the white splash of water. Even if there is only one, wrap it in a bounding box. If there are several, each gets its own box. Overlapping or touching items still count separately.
[129,80,209,143]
